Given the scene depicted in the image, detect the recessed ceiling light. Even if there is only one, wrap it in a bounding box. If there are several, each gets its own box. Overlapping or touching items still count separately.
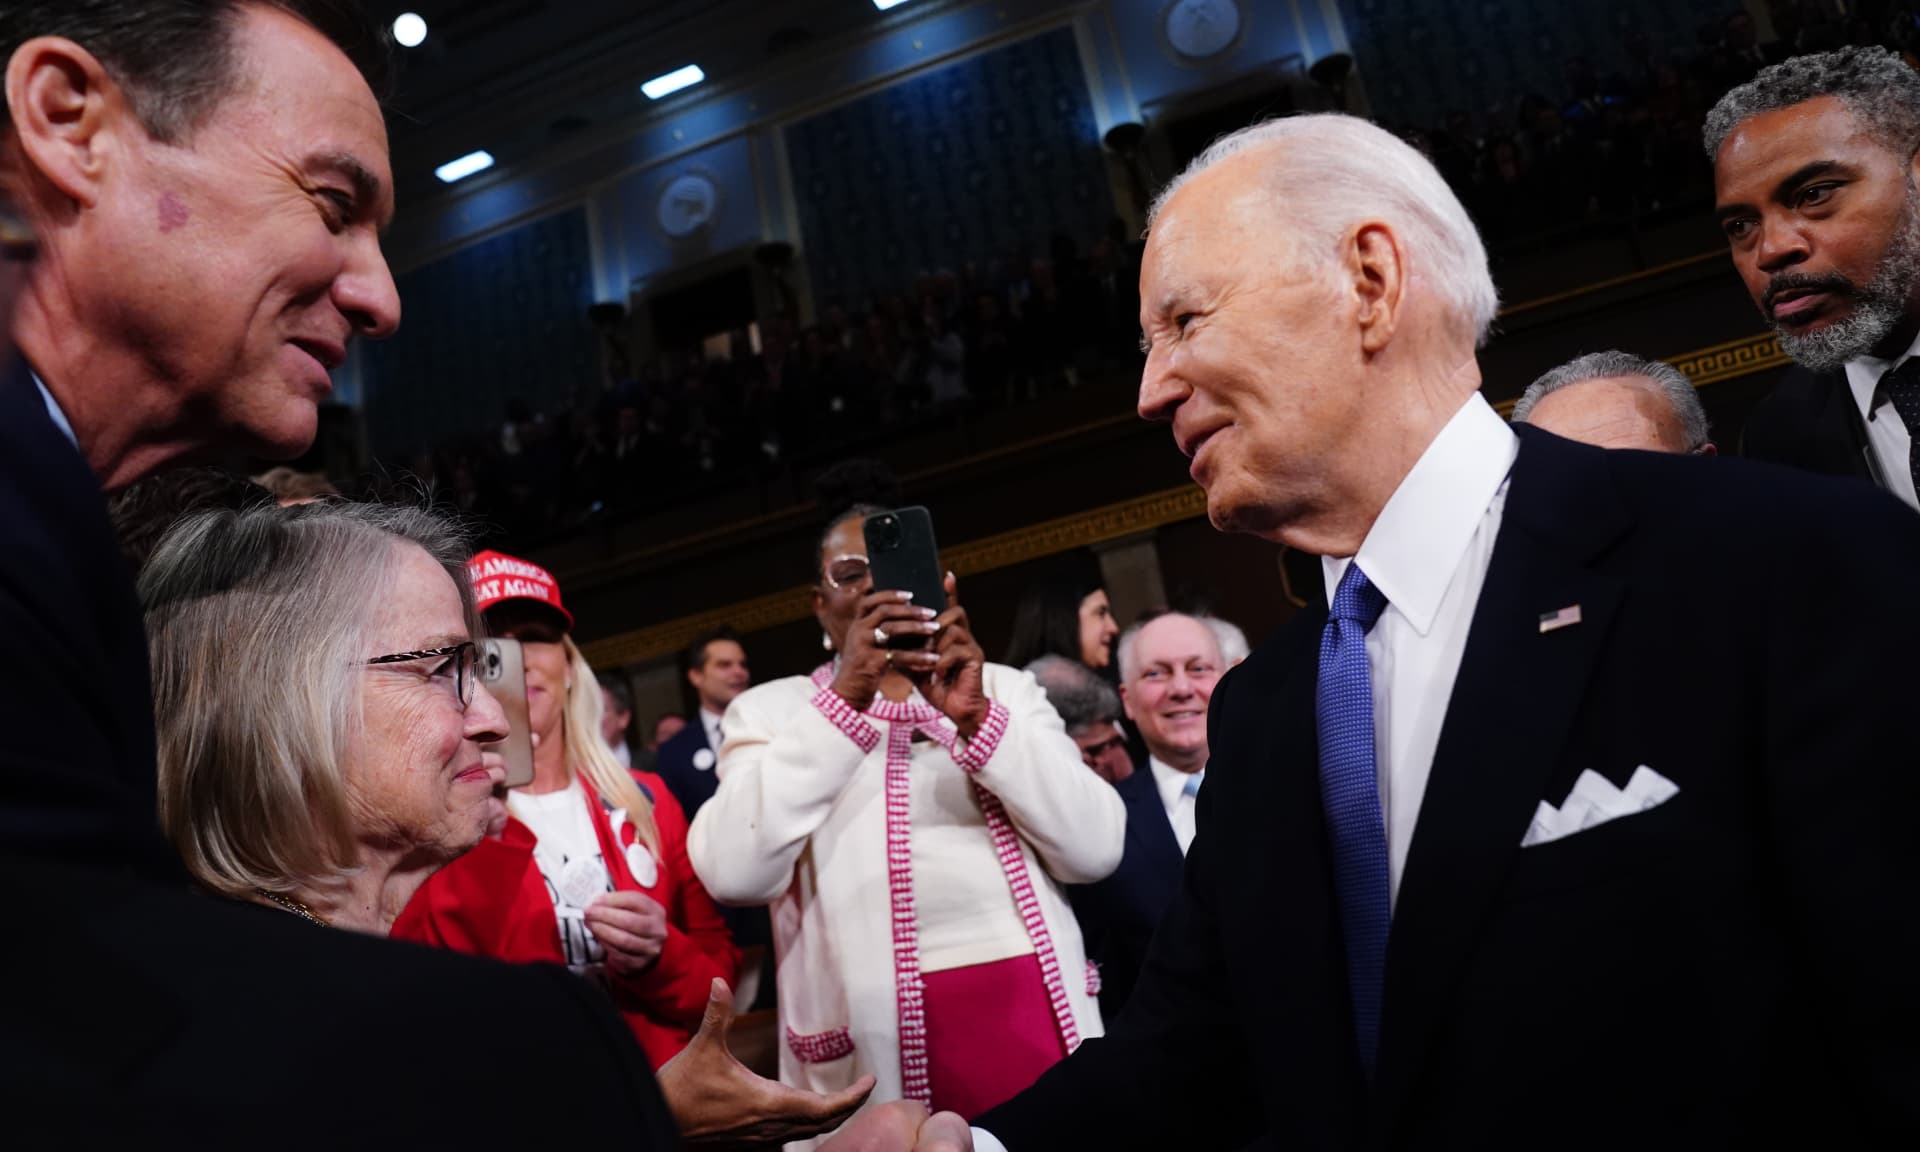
[641,64,705,100]
[392,12,427,48]
[435,150,494,183]
[873,0,917,9]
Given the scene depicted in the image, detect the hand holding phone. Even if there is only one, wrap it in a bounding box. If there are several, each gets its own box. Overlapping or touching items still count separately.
[863,507,946,647]
[478,638,535,788]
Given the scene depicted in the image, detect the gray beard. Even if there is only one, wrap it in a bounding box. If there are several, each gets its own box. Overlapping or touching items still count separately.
[1776,201,1920,371]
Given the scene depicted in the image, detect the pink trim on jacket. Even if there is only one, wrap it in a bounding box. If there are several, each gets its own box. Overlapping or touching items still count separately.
[806,662,1079,1104]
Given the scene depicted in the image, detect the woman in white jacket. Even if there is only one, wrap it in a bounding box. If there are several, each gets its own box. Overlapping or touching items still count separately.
[688,505,1125,1136]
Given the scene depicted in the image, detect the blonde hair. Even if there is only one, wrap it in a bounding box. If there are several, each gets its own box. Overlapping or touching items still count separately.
[140,502,477,898]
[561,635,659,856]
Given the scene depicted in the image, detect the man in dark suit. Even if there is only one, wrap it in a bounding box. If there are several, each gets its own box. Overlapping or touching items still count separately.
[1028,654,1184,1019]
[656,626,751,820]
[0,4,924,1146]
[956,111,1920,1151]
[1707,47,1920,510]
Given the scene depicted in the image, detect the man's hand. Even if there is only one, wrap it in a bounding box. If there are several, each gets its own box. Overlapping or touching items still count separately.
[659,979,875,1148]
[913,1112,973,1151]
[585,890,668,976]
[818,1104,974,1152]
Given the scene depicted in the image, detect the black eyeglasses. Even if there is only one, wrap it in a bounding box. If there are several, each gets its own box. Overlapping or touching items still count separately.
[363,641,478,708]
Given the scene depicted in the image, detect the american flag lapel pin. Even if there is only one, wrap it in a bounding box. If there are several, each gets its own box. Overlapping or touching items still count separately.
[1539,604,1583,634]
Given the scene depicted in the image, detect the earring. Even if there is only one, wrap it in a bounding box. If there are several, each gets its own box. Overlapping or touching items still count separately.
[821,631,834,652]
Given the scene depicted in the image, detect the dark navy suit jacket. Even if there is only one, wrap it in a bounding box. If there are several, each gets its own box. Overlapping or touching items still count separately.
[983,427,1920,1149]
[655,716,720,820]
[1069,760,1186,1020]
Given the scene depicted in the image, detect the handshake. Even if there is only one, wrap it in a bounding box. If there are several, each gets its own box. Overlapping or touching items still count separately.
[663,979,973,1151]
[823,1102,972,1152]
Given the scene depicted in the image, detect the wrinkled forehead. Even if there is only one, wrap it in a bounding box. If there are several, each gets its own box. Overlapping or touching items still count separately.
[824,516,868,559]
[1716,96,1883,185]
[1135,614,1223,666]
[223,7,391,179]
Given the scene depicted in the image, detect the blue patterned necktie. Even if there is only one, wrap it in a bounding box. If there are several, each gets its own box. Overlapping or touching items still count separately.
[1317,562,1391,1079]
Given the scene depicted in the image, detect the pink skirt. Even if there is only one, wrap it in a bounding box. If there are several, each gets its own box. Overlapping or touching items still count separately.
[922,953,1068,1120]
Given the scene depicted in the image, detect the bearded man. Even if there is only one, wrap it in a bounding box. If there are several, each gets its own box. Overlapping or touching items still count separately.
[1710,46,1920,511]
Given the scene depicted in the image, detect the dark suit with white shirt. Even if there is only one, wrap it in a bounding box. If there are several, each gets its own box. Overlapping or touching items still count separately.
[979,419,1920,1148]
[1741,364,1881,484]
[1068,761,1185,1019]
[655,715,721,821]
[659,711,771,966]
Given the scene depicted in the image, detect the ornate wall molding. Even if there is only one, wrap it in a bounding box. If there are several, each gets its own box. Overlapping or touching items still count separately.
[1493,331,1785,416]
[1665,332,1787,386]
[585,331,1787,670]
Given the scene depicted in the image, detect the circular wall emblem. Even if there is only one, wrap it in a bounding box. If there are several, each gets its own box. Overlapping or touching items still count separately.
[656,170,719,239]
[1161,0,1244,62]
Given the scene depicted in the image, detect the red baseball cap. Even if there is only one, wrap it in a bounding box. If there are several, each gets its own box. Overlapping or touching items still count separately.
[467,549,575,630]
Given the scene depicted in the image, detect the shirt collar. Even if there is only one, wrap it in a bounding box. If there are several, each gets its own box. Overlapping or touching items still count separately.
[30,370,77,451]
[700,708,724,740]
[1843,327,1920,419]
[1322,392,1517,637]
[1147,756,1201,812]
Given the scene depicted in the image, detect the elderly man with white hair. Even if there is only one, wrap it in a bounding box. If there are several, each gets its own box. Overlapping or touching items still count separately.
[947,113,1920,1152]
[1512,350,1717,455]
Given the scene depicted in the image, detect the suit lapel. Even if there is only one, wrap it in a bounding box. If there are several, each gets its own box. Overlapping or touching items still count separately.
[1119,764,1185,872]
[1372,430,1631,1137]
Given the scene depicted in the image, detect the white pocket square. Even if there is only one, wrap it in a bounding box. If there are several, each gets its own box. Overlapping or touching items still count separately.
[1520,765,1678,848]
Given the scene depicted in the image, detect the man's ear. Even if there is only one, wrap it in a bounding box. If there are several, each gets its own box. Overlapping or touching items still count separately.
[1119,682,1136,722]
[1347,220,1406,357]
[6,37,129,209]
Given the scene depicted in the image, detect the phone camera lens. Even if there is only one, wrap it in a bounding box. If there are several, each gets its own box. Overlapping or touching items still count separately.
[871,515,900,549]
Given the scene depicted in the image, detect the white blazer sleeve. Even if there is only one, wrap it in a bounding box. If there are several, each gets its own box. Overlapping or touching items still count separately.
[960,664,1126,885]
[687,679,875,906]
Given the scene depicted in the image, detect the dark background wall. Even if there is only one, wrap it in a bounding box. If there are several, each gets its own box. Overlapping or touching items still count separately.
[362,206,597,458]
[1342,0,1733,127]
[785,25,1114,311]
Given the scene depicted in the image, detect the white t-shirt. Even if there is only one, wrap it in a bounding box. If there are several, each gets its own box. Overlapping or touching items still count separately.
[506,777,612,978]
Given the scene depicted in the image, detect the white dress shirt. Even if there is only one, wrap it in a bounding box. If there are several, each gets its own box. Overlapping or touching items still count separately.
[1147,756,1203,855]
[1843,333,1920,511]
[32,373,77,451]
[1323,391,1516,909]
[974,394,1516,1151]
[700,707,724,751]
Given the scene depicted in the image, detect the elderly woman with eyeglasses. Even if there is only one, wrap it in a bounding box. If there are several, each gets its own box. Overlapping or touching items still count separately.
[688,503,1126,1138]
[392,549,740,1070]
[142,501,905,1149]
[146,502,509,930]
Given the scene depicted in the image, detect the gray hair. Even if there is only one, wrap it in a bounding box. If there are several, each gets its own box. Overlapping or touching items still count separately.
[1703,46,1920,160]
[1115,611,1225,684]
[1203,615,1250,665]
[1148,113,1500,346]
[140,501,476,899]
[1512,350,1712,451]
[1024,654,1121,734]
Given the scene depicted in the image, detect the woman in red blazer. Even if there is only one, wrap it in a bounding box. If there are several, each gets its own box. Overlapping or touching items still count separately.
[394,551,738,1068]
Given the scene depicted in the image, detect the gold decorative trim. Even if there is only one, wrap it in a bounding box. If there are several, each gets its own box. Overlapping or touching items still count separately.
[585,331,1792,669]
[1494,331,1787,416]
[1665,332,1787,386]
[582,485,1209,668]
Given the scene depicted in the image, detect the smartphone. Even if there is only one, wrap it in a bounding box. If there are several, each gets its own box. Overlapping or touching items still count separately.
[864,506,947,648]
[478,638,536,788]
